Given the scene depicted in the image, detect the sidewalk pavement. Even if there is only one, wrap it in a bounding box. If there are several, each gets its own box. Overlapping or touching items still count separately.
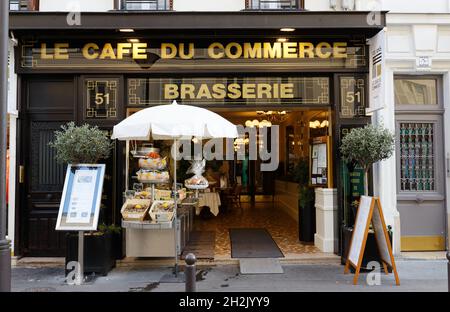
[11,259,448,292]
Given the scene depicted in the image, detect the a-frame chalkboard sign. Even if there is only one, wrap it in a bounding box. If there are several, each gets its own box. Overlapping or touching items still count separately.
[344,196,400,286]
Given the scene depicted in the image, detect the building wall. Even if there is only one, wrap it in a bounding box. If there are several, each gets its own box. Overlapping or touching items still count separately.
[174,0,244,11]
[380,14,450,253]
[34,0,450,12]
[304,0,450,12]
[39,0,114,11]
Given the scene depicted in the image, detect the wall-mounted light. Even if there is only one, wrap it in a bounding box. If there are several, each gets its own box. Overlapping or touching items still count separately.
[119,28,135,33]
[280,28,295,32]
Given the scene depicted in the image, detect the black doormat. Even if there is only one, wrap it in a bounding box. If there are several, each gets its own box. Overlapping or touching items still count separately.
[229,228,284,258]
[181,231,215,260]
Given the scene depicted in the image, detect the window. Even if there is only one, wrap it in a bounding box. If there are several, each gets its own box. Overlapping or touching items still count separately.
[10,0,37,11]
[121,0,171,10]
[399,123,435,191]
[394,77,438,105]
[247,0,300,10]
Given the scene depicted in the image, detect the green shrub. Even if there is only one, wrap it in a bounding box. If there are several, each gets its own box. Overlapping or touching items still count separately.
[49,122,113,164]
[340,124,395,195]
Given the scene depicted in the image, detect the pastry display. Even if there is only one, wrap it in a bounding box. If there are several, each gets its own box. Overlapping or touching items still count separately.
[138,157,167,170]
[121,199,151,221]
[184,159,209,189]
[185,175,209,187]
[153,188,187,201]
[132,144,160,157]
[134,190,151,199]
[149,200,175,222]
[137,169,170,183]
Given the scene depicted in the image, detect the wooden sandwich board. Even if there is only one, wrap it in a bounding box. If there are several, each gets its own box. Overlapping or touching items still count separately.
[344,196,400,286]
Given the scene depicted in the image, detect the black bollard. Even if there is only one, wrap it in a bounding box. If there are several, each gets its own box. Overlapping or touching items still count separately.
[447,251,450,292]
[185,253,197,292]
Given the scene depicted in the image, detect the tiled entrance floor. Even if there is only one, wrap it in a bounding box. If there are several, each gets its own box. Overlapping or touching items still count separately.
[193,201,321,260]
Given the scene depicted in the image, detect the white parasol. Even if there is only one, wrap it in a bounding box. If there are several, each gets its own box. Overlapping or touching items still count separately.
[111,100,238,277]
[111,100,238,140]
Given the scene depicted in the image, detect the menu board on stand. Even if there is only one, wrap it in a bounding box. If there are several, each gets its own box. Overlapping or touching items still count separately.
[55,164,106,285]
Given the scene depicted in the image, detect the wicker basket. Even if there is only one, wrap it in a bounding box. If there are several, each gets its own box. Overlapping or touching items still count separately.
[149,200,175,222]
[121,199,151,221]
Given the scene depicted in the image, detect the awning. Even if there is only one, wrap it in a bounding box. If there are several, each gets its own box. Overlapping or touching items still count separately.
[10,11,386,36]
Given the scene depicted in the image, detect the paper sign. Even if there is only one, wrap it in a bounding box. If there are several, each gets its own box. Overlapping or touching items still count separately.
[317,143,327,168]
[65,169,99,224]
[56,164,105,231]
[312,159,318,174]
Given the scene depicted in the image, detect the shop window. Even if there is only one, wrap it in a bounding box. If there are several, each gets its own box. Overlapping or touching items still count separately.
[247,0,301,9]
[394,78,437,105]
[399,122,435,191]
[9,0,38,11]
[121,0,171,10]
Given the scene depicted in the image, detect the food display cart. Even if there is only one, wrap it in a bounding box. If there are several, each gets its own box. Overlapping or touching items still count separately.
[111,101,238,275]
[121,142,195,258]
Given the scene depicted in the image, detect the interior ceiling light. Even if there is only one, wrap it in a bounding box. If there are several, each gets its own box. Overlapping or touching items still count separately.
[245,119,272,128]
[119,28,135,33]
[309,120,329,129]
[280,28,295,32]
[127,38,140,43]
[256,110,289,123]
[277,38,288,42]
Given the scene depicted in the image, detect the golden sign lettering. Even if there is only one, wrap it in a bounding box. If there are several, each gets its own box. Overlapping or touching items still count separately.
[164,83,295,100]
[37,41,348,61]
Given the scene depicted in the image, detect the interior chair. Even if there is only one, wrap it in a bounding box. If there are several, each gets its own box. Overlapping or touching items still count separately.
[227,184,242,211]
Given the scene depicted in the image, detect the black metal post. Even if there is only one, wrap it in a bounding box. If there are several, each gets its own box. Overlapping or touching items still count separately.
[185,253,196,292]
[0,0,11,292]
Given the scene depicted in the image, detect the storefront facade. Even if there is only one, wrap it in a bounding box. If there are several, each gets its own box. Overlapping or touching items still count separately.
[8,11,386,258]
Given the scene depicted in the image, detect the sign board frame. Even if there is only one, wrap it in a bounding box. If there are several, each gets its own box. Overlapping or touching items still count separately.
[344,196,400,286]
[367,28,385,114]
[309,136,332,188]
[56,164,105,231]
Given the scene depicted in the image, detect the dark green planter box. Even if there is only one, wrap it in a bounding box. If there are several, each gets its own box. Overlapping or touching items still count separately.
[341,226,393,273]
[298,201,316,243]
[65,232,116,276]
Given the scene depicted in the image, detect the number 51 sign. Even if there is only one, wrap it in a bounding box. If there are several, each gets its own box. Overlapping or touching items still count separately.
[84,78,119,120]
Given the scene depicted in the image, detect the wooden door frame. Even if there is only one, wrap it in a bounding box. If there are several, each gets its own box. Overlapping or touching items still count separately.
[17,75,77,256]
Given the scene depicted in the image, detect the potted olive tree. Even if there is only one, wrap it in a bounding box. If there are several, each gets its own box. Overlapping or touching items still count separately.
[50,122,117,276]
[339,124,395,270]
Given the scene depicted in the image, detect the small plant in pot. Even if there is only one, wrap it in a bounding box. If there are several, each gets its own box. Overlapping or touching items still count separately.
[49,122,117,276]
[339,124,395,269]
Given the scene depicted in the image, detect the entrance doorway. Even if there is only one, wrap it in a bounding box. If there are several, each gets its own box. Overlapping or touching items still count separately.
[394,76,447,251]
[182,107,331,259]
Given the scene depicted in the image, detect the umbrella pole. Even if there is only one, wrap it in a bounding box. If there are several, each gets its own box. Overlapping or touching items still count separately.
[173,139,178,277]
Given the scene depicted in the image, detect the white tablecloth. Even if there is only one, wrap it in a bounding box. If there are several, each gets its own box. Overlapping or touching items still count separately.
[197,192,221,216]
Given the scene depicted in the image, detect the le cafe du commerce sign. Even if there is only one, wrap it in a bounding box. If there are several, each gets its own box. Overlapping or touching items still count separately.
[36,41,349,60]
